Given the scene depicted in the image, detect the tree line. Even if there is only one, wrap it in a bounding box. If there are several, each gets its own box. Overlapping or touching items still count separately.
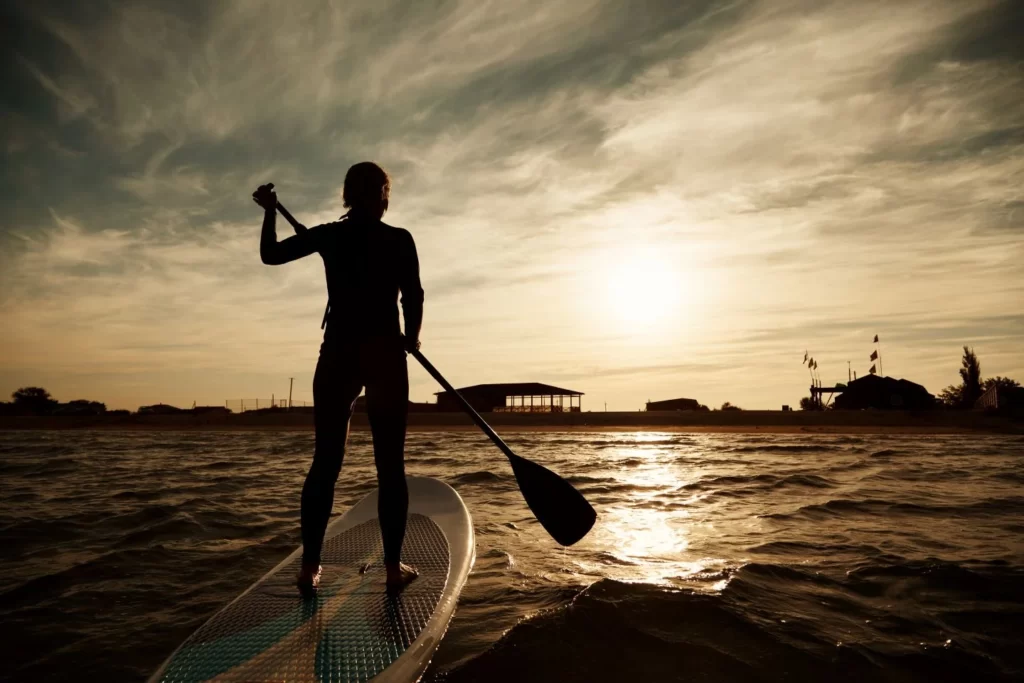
[939,346,1019,409]
[0,387,120,416]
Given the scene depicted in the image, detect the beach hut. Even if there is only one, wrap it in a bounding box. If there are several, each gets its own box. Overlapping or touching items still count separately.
[435,383,583,413]
[645,398,705,411]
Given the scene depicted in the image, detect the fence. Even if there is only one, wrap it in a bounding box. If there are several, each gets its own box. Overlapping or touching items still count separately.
[225,399,313,413]
[493,405,580,413]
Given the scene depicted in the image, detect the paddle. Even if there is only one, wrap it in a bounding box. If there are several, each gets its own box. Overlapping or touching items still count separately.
[411,349,597,546]
[274,199,597,545]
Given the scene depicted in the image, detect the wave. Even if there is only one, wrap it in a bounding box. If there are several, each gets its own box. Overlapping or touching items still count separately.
[0,546,177,609]
[682,472,837,491]
[451,471,507,485]
[761,496,1024,521]
[748,540,886,557]
[196,460,237,471]
[440,573,1020,682]
[564,475,617,485]
[731,444,839,453]
[576,482,664,495]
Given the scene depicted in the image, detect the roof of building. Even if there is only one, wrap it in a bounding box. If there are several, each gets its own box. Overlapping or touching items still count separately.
[845,374,930,393]
[646,397,703,411]
[647,397,699,404]
[435,382,583,396]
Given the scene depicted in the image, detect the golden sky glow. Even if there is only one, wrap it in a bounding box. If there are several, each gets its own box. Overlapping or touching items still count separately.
[1,1,1021,410]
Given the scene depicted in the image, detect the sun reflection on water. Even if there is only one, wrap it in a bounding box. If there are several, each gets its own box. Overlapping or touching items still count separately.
[573,432,733,590]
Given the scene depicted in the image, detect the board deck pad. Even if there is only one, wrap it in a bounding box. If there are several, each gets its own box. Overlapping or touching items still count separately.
[156,514,450,682]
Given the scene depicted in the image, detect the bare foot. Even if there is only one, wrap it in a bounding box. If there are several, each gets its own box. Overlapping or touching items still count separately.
[385,562,418,591]
[296,563,322,597]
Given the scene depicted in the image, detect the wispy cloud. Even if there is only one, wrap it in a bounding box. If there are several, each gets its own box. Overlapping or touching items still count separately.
[1,0,1021,409]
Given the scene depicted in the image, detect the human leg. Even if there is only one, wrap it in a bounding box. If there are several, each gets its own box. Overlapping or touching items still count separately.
[301,345,361,573]
[364,343,415,586]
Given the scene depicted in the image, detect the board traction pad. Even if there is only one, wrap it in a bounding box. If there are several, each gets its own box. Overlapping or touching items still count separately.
[157,514,450,682]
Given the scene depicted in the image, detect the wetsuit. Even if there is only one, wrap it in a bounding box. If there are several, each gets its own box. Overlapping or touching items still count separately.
[260,209,424,567]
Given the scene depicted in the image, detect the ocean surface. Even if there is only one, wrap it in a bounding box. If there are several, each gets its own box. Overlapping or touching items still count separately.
[1,430,1022,682]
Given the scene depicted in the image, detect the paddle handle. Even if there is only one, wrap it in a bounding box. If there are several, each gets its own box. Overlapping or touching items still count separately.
[411,349,519,463]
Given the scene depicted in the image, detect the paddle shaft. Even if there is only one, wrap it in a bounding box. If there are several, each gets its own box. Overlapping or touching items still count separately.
[276,202,304,233]
[410,349,520,462]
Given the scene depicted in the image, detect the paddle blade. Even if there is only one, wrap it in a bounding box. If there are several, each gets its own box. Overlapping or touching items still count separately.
[507,453,596,546]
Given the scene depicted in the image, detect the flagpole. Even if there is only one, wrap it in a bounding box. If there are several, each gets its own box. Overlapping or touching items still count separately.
[878,338,883,377]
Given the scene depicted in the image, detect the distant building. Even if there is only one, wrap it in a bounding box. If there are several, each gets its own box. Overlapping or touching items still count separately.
[353,397,437,413]
[192,406,231,416]
[832,375,934,410]
[435,383,583,413]
[137,403,185,415]
[646,397,705,411]
[53,400,107,416]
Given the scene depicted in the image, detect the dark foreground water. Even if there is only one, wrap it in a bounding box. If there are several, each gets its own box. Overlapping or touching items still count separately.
[1,430,1023,682]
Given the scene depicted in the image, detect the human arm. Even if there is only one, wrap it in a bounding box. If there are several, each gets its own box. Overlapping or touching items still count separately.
[253,183,321,265]
[399,229,424,352]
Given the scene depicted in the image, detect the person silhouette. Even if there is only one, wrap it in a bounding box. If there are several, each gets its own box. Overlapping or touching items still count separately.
[253,162,423,595]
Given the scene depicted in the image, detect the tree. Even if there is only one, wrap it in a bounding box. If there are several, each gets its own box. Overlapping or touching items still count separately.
[982,376,1020,393]
[938,384,963,408]
[958,346,982,407]
[799,396,821,411]
[720,402,742,411]
[11,387,58,415]
[939,346,983,409]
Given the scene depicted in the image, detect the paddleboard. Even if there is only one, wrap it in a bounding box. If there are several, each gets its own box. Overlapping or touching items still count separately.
[149,476,475,683]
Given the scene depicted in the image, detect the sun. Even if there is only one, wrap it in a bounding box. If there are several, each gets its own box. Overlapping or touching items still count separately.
[605,249,682,328]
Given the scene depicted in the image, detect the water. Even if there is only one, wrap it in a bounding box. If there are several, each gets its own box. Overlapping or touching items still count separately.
[1,430,1022,682]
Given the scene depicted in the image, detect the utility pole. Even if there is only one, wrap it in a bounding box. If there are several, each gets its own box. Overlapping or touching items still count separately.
[288,378,294,410]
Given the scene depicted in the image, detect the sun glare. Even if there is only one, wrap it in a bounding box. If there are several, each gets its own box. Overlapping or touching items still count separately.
[605,249,682,328]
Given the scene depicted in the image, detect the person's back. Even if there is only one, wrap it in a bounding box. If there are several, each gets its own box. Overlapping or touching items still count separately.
[253,161,422,595]
[315,216,422,343]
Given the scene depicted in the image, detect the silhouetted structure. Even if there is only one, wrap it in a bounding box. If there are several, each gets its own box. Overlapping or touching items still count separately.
[192,406,231,416]
[436,383,582,413]
[138,403,186,415]
[975,384,1024,415]
[353,397,437,413]
[646,398,705,411]
[53,400,107,416]
[832,375,934,410]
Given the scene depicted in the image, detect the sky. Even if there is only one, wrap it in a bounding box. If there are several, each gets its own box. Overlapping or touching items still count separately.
[1,0,1022,411]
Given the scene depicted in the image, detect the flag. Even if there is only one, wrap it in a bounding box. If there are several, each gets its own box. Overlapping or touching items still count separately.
[870,350,878,361]
[813,360,818,370]
[869,364,876,374]
[873,334,879,343]
[803,351,808,364]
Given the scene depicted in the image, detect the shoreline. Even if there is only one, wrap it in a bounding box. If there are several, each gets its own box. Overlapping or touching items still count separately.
[1,410,1020,434]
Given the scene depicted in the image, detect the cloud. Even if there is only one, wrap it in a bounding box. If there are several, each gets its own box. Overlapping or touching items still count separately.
[1,0,1022,410]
